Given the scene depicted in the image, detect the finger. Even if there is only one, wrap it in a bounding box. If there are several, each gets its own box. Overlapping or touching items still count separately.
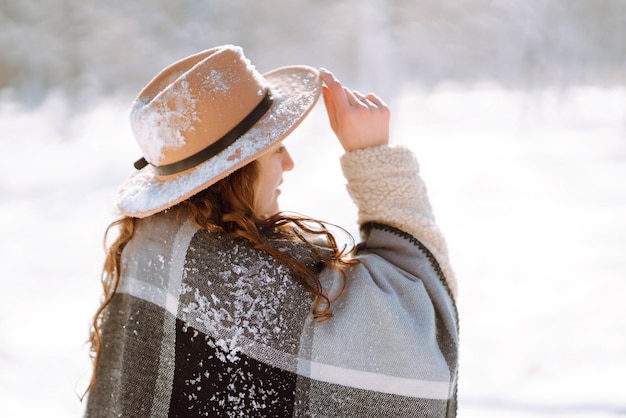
[322,85,339,132]
[353,90,371,106]
[364,93,387,108]
[320,68,352,110]
[344,87,363,107]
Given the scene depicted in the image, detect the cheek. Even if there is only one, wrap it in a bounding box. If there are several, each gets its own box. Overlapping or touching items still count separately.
[253,156,283,196]
[264,160,283,185]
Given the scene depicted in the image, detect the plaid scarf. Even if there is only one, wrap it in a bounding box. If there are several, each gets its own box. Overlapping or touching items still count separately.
[86,209,458,417]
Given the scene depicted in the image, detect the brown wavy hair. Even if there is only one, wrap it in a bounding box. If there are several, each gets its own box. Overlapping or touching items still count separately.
[86,160,357,395]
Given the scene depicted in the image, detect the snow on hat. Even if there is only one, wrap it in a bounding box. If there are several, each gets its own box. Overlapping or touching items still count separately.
[117,45,322,218]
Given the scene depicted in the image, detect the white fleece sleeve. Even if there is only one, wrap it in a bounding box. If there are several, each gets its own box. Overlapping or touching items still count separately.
[340,145,457,297]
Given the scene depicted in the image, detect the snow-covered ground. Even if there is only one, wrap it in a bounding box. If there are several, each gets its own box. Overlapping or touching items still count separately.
[1,85,625,417]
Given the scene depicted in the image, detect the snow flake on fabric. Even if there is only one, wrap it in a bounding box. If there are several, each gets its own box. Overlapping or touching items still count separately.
[179,235,313,359]
[203,69,236,94]
[130,79,199,164]
[170,232,317,415]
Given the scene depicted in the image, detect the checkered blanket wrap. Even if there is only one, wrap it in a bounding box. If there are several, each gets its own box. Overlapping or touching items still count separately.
[86,213,458,417]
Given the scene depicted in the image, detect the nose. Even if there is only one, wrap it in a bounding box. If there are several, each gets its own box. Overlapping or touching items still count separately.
[281,148,295,171]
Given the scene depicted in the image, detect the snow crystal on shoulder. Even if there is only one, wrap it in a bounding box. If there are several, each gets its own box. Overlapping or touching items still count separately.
[178,236,313,362]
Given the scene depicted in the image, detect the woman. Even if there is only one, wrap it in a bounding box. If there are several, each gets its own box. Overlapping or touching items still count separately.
[85,45,459,417]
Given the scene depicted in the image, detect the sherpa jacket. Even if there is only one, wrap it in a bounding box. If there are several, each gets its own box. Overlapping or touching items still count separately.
[85,145,459,417]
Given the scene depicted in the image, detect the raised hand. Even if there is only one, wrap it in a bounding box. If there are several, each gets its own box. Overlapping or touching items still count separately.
[319,68,390,152]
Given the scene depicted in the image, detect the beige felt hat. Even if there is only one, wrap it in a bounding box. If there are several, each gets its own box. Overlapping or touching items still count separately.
[117,45,322,218]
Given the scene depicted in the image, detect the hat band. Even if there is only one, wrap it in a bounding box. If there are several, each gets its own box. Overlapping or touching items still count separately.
[133,91,274,176]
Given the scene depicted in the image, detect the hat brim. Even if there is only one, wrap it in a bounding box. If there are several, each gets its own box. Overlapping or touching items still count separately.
[116,66,322,218]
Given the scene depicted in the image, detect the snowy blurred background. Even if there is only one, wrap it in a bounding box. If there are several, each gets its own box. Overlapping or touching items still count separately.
[1,0,625,416]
